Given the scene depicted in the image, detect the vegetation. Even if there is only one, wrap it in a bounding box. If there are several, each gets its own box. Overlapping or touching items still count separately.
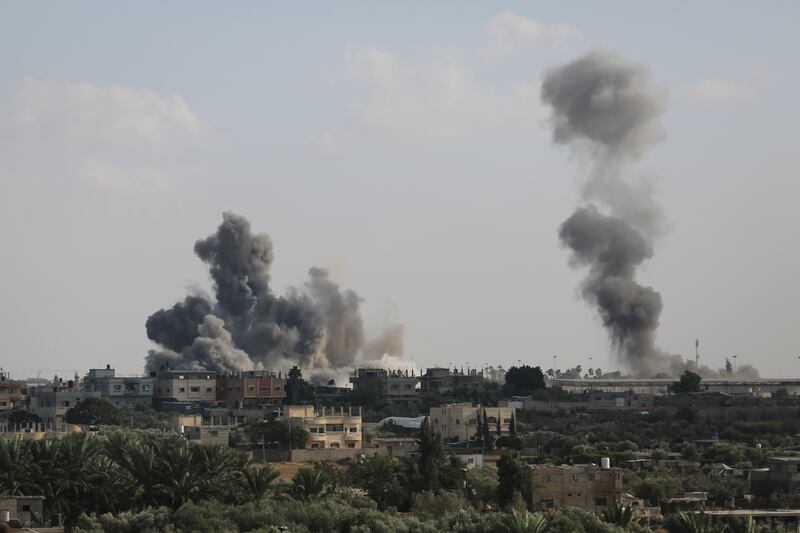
[65,397,124,426]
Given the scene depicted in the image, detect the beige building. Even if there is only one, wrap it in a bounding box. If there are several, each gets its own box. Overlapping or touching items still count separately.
[428,403,514,443]
[526,464,623,511]
[284,405,362,450]
[152,370,217,405]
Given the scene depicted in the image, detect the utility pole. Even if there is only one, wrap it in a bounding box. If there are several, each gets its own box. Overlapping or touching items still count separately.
[733,355,738,375]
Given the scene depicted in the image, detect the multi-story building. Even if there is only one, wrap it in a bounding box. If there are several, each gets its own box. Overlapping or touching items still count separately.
[421,368,483,394]
[751,457,800,497]
[350,368,420,407]
[27,375,101,428]
[0,371,24,412]
[152,370,217,407]
[82,365,153,408]
[284,405,362,450]
[216,370,286,406]
[526,463,624,511]
[428,403,514,443]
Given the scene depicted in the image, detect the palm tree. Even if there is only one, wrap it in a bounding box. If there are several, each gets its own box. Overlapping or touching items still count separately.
[0,438,35,496]
[501,510,548,533]
[601,502,639,528]
[291,467,332,501]
[665,512,729,533]
[242,466,279,502]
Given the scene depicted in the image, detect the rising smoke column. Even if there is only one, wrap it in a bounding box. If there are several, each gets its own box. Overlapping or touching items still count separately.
[541,50,668,375]
[145,212,404,378]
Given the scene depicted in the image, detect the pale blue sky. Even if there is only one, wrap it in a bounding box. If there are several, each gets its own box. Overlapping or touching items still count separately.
[1,2,798,379]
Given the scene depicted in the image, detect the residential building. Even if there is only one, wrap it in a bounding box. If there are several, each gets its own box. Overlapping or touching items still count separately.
[283,405,362,450]
[428,403,514,443]
[152,370,217,406]
[0,371,24,412]
[526,464,623,511]
[27,375,101,428]
[751,457,800,497]
[350,368,420,407]
[82,365,153,408]
[421,368,484,393]
[216,370,286,406]
[369,437,418,458]
[184,425,230,446]
[0,495,47,528]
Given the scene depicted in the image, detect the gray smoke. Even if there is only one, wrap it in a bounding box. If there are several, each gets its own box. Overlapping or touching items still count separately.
[363,325,406,360]
[542,50,668,375]
[145,212,404,379]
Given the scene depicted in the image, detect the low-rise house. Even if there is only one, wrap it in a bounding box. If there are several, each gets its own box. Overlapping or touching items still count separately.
[350,368,420,408]
[0,495,47,528]
[82,365,153,408]
[284,405,362,450]
[526,463,623,511]
[421,368,483,394]
[152,370,217,407]
[662,492,708,513]
[428,403,514,443]
[0,371,24,412]
[370,437,418,458]
[27,376,101,429]
[751,456,800,498]
[216,370,285,407]
[184,425,230,446]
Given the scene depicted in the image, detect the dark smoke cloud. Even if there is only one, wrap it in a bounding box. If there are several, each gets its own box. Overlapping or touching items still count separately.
[543,50,747,377]
[144,212,404,380]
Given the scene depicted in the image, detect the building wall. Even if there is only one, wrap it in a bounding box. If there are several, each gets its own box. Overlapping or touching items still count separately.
[421,368,483,393]
[153,371,217,403]
[216,372,286,404]
[428,404,514,442]
[0,381,23,412]
[751,458,800,497]
[83,367,153,408]
[285,405,362,450]
[0,496,46,527]
[350,368,421,407]
[28,387,101,427]
[527,465,623,511]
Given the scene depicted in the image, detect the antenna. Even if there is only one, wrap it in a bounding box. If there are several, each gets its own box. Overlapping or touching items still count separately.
[695,339,700,367]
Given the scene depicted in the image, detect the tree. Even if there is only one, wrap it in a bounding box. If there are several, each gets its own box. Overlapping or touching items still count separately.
[292,467,332,501]
[504,365,546,396]
[509,411,518,437]
[496,414,502,436]
[4,409,41,428]
[501,510,547,533]
[242,466,279,502]
[665,511,728,533]
[671,371,702,394]
[497,450,525,509]
[286,365,315,404]
[482,410,494,451]
[417,416,444,491]
[601,503,639,528]
[724,358,733,375]
[65,397,123,425]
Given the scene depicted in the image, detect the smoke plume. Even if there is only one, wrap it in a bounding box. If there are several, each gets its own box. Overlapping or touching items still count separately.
[541,50,669,376]
[145,212,404,381]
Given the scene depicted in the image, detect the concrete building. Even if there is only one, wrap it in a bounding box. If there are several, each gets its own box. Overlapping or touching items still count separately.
[751,457,800,498]
[152,370,217,406]
[428,403,514,443]
[184,425,230,446]
[284,405,362,450]
[27,376,101,428]
[550,377,800,397]
[82,365,153,408]
[216,370,285,406]
[0,495,46,528]
[526,464,624,511]
[0,371,24,412]
[350,368,420,407]
[421,368,484,394]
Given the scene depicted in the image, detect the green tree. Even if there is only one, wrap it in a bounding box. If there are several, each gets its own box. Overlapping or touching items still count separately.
[665,511,728,533]
[501,510,547,533]
[510,411,518,438]
[242,466,279,502]
[497,450,525,509]
[671,371,702,394]
[504,365,546,396]
[601,503,639,528]
[286,366,315,404]
[292,467,333,501]
[482,410,494,451]
[417,416,444,491]
[64,397,123,425]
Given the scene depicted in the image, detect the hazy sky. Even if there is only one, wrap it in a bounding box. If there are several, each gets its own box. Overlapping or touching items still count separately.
[1,2,798,379]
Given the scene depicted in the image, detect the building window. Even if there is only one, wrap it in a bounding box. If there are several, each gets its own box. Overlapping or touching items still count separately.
[190,387,200,393]
[113,384,122,391]
[179,387,186,393]
[206,387,212,393]
[329,442,340,449]
[311,443,320,449]
[348,427,358,433]
[347,443,356,448]
[142,384,150,391]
